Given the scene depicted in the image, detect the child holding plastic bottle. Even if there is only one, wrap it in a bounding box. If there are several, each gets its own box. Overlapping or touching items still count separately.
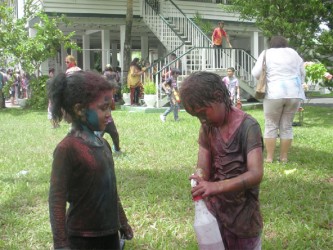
[48,71,133,249]
[180,71,263,250]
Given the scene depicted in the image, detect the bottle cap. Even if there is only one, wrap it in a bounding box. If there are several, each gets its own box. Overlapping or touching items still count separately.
[193,195,203,201]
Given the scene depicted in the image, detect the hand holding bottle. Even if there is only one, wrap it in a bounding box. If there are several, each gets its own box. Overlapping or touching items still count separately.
[190,174,222,198]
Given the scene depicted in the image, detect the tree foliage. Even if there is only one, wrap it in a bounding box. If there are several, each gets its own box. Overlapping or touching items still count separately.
[0,0,79,76]
[225,0,332,62]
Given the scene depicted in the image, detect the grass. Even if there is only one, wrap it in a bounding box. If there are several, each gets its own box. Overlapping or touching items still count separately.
[0,105,332,249]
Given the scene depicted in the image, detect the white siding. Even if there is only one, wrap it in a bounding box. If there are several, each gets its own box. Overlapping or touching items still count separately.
[42,0,141,16]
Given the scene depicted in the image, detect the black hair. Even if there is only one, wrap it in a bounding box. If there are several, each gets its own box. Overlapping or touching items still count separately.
[48,71,113,123]
[180,71,232,113]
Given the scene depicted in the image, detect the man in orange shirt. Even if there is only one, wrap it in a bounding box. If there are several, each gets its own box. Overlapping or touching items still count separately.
[212,21,232,68]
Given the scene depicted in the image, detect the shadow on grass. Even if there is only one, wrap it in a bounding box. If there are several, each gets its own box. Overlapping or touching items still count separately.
[260,170,333,249]
[301,106,333,128]
[0,107,46,117]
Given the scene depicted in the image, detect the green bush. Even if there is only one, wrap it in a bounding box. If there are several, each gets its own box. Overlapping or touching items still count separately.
[26,75,48,110]
[122,83,130,94]
[144,80,156,94]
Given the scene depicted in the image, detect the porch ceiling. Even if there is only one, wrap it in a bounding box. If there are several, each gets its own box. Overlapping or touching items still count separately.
[56,16,160,50]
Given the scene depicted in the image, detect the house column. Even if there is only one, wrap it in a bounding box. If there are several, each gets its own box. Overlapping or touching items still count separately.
[102,30,110,69]
[111,42,118,69]
[260,35,267,51]
[141,34,149,61]
[61,45,68,72]
[120,25,126,79]
[251,31,259,59]
[82,34,91,71]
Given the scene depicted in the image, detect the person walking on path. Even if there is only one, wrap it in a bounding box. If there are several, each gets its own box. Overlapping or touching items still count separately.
[181,71,263,250]
[160,68,181,122]
[48,71,133,249]
[212,21,232,68]
[252,36,305,164]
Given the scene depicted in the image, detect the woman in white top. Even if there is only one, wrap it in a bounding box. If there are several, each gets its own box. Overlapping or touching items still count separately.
[252,36,305,163]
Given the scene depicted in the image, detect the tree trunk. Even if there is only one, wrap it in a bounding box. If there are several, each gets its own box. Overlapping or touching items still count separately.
[123,0,133,81]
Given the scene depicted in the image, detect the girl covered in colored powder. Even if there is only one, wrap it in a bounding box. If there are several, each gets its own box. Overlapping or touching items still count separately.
[180,72,263,250]
[48,71,133,249]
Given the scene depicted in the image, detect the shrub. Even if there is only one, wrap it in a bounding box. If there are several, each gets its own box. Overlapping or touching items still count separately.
[26,75,48,110]
[144,80,156,94]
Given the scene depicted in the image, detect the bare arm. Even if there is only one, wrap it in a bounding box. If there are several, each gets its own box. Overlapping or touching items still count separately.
[193,144,211,180]
[191,147,263,198]
[131,66,143,77]
[226,33,232,48]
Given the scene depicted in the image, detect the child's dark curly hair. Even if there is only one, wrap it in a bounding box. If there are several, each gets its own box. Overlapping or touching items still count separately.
[180,71,232,113]
[48,71,112,122]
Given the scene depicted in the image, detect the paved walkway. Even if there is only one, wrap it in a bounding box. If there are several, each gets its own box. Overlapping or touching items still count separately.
[3,98,333,109]
[306,98,333,107]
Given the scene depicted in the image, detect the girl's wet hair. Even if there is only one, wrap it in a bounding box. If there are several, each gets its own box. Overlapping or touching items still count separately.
[180,71,232,113]
[48,71,112,122]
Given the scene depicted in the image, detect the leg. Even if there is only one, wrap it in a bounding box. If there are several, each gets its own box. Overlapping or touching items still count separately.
[173,102,179,121]
[134,86,141,105]
[222,227,261,250]
[263,99,284,162]
[279,98,300,162]
[0,91,3,108]
[163,101,174,118]
[104,120,121,151]
[264,138,277,163]
[130,87,135,105]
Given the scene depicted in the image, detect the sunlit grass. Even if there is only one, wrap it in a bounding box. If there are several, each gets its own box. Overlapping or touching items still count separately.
[0,105,332,249]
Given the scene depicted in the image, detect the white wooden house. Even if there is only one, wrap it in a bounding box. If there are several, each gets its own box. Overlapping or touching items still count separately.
[14,0,266,105]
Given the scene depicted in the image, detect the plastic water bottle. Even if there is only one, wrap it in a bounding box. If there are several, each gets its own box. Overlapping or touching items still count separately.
[191,179,225,250]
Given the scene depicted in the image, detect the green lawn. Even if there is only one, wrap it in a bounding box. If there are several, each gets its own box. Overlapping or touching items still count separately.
[0,105,332,249]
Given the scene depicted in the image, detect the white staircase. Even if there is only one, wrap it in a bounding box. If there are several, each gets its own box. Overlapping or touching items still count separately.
[142,0,258,107]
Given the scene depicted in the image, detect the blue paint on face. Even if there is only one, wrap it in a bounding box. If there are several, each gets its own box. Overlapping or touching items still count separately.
[85,109,100,131]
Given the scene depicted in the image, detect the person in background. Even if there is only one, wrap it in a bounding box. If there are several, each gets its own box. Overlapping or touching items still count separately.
[160,68,181,122]
[222,67,240,105]
[162,53,182,81]
[180,71,263,250]
[252,35,305,163]
[46,68,59,129]
[21,72,29,99]
[104,64,119,83]
[13,69,21,104]
[65,55,82,75]
[211,21,232,68]
[48,71,133,249]
[0,69,5,108]
[127,58,144,106]
[96,81,122,154]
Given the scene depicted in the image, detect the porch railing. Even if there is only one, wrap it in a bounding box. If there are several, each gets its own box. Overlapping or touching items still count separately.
[153,48,257,107]
[142,0,258,107]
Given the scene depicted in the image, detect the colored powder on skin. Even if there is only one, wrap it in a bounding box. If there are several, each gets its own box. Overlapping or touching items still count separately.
[85,109,100,131]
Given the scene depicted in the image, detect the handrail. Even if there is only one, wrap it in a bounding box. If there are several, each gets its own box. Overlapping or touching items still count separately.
[168,0,211,43]
[142,0,258,106]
